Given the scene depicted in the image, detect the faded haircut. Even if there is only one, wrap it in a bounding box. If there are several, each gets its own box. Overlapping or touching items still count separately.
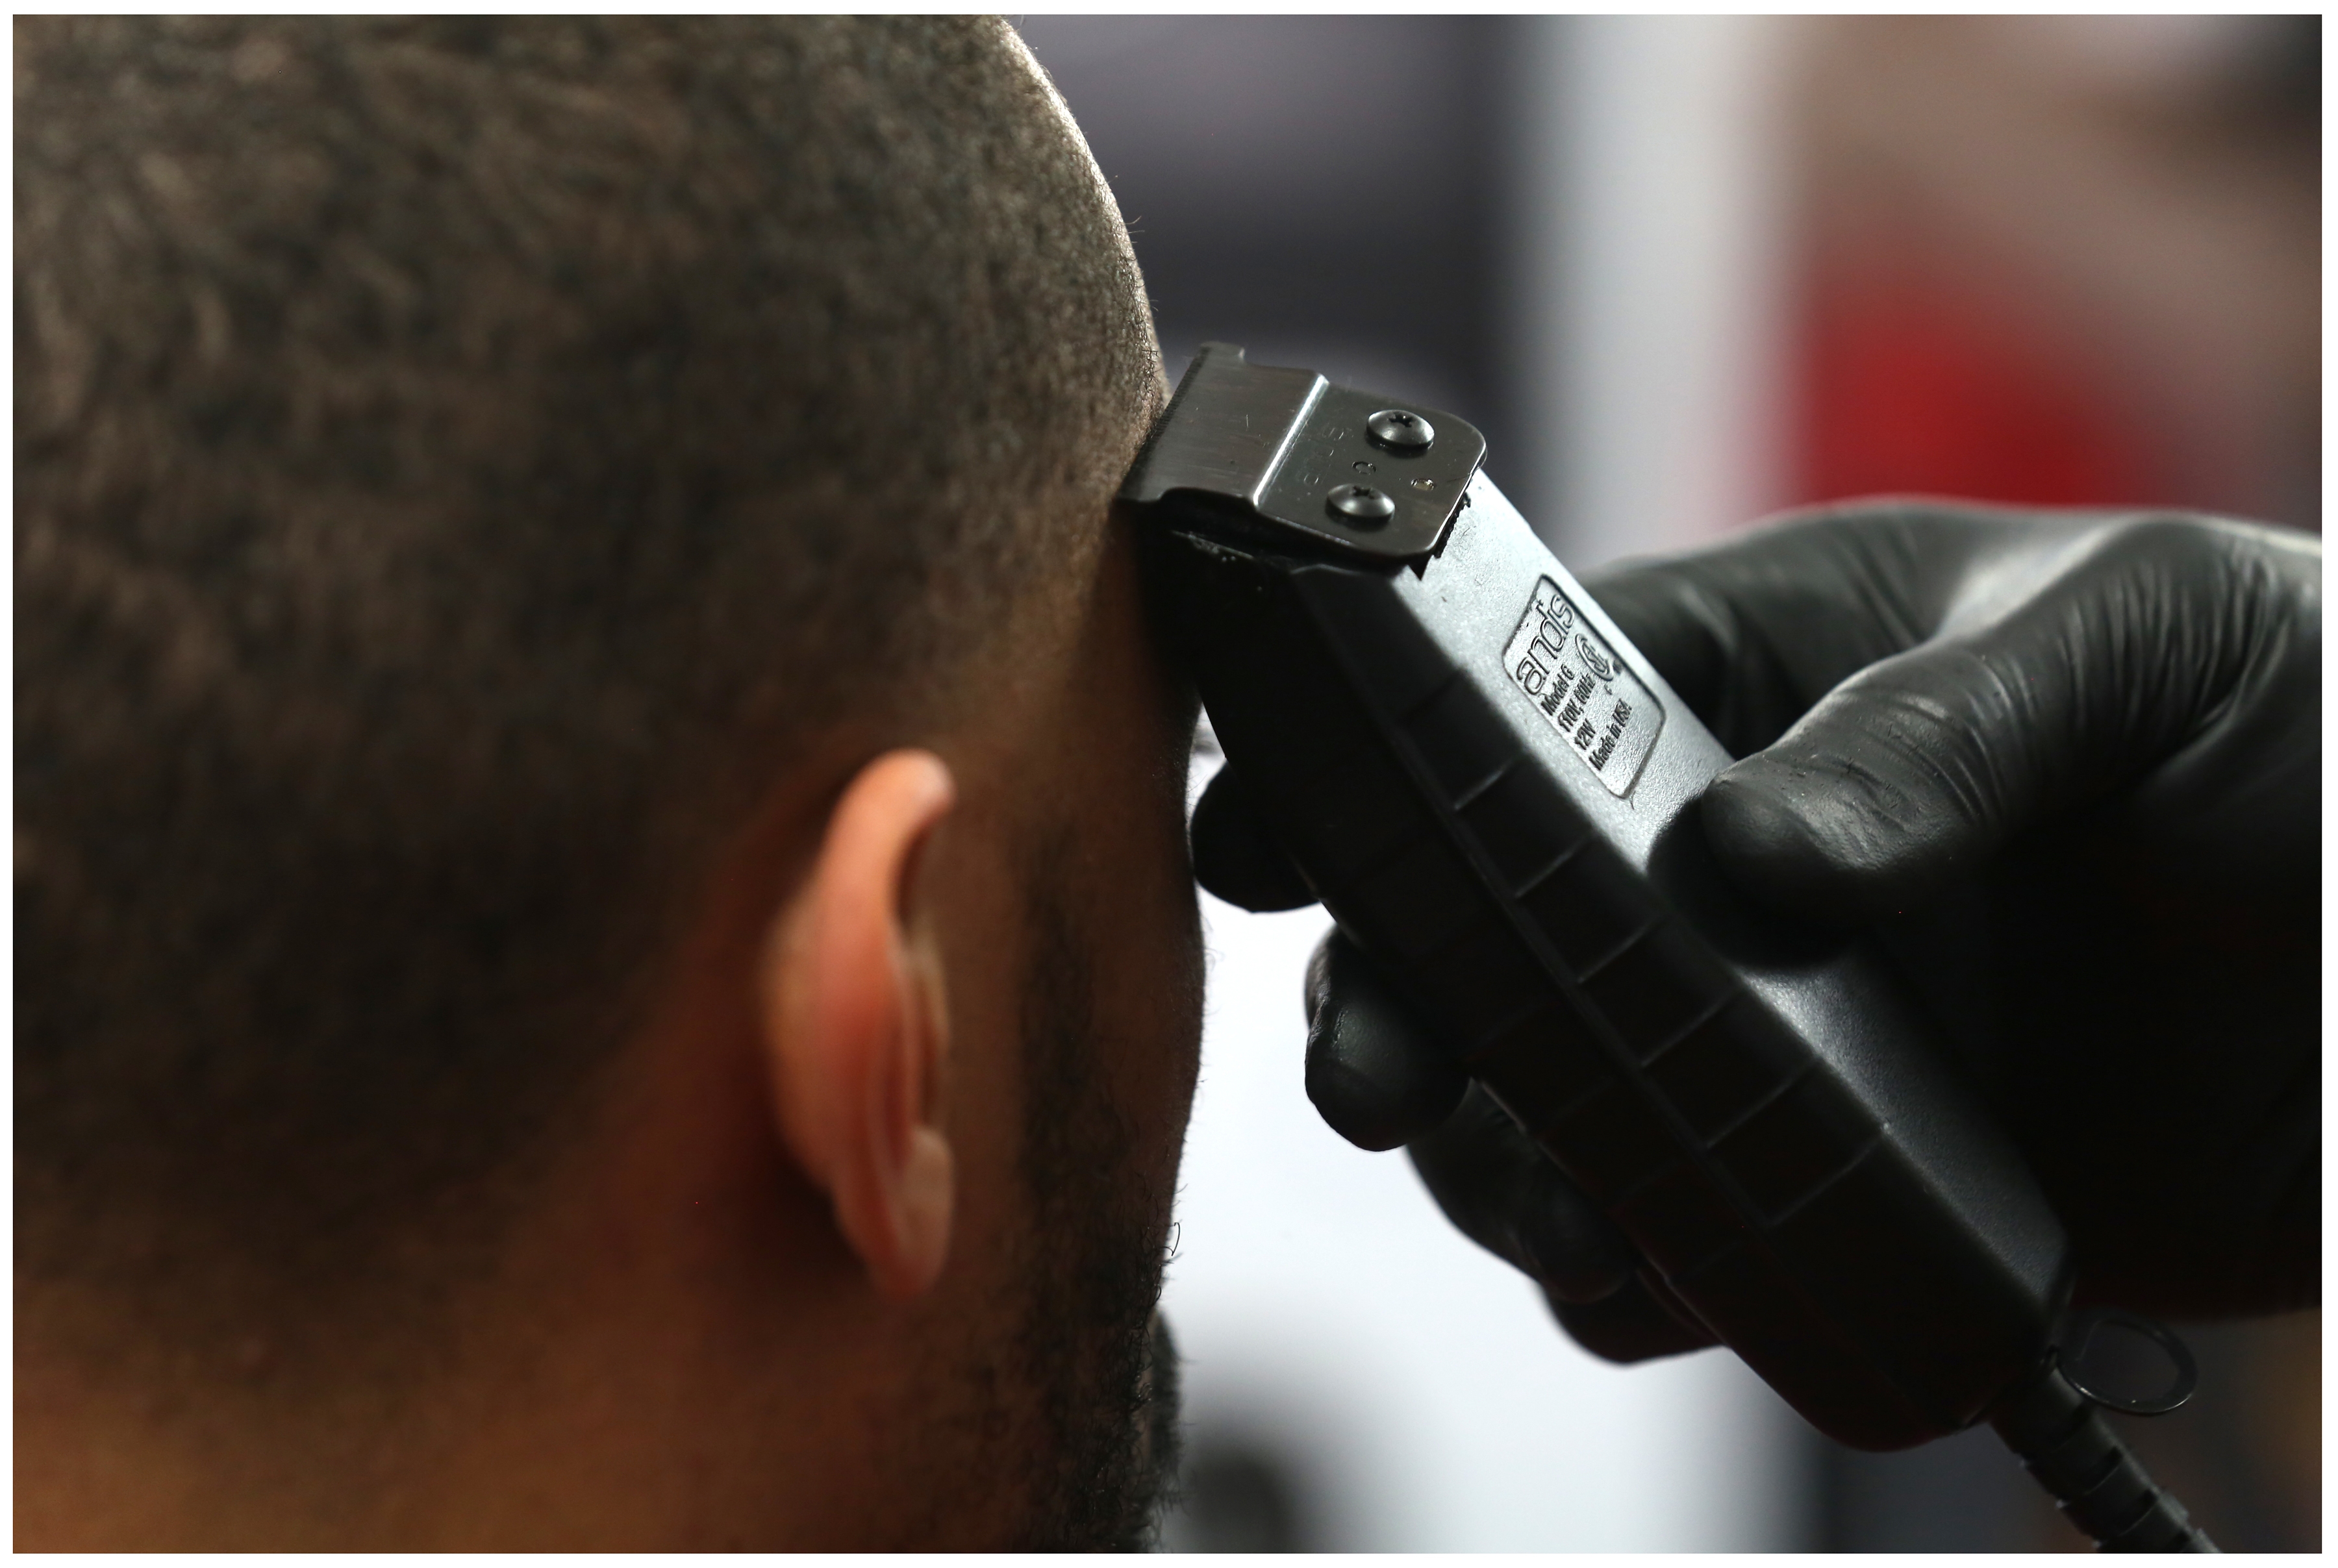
[16,16,1159,1335]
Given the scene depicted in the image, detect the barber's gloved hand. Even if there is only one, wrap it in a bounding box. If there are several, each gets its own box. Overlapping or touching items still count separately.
[1192,502,2320,1359]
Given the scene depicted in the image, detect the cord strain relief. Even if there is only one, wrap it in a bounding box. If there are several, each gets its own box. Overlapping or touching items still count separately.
[1989,1359,2218,1553]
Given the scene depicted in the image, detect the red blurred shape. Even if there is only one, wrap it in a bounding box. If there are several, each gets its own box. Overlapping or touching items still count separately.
[1796,271,2162,511]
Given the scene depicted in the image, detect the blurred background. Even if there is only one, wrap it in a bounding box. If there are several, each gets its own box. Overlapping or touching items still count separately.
[1014,15,2320,1552]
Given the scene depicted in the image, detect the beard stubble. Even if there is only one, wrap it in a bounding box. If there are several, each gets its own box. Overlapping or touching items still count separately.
[1003,830,1187,1549]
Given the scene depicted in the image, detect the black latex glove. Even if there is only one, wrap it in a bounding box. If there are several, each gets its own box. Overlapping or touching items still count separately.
[1192,501,2320,1361]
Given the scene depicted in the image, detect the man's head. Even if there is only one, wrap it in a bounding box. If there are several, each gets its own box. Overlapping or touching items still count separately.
[18,16,1200,1547]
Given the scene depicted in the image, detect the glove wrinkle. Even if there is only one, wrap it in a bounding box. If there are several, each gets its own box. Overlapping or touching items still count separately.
[1698,517,2314,925]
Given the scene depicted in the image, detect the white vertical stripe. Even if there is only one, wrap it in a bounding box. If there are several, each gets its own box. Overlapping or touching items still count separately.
[1510,16,1791,567]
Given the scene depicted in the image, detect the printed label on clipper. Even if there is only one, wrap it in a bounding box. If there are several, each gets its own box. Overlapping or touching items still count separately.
[1503,578,1664,796]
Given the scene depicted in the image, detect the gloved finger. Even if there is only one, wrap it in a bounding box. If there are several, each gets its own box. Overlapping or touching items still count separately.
[1546,1274,1719,1363]
[1581,503,2008,756]
[1303,931,1644,1302]
[1303,930,1466,1151]
[1407,1082,1639,1304]
[1701,518,2294,922]
[1190,762,1318,912]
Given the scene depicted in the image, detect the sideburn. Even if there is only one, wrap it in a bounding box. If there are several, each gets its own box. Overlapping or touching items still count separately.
[1009,828,1183,1550]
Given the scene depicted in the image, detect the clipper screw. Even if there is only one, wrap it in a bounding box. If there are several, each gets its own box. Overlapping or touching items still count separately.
[1367,408,1434,453]
[1327,484,1396,527]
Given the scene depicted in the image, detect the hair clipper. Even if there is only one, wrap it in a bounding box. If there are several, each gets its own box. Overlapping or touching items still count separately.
[1122,344,2213,1552]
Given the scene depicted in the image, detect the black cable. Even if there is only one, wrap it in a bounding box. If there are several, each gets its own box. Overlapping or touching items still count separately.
[1991,1359,2217,1552]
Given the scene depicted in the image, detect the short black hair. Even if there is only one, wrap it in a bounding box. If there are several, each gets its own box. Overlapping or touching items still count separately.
[16,16,1159,1343]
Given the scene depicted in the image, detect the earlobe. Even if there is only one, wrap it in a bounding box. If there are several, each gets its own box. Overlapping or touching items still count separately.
[762,749,958,1301]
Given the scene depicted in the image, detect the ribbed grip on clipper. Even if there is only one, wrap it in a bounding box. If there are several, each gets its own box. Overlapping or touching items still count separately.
[1991,1361,2216,1552]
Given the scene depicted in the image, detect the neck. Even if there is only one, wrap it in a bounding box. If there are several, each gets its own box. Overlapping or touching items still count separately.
[14,1047,884,1550]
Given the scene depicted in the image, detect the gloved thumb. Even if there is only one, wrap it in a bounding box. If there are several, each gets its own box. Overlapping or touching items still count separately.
[1700,522,2263,921]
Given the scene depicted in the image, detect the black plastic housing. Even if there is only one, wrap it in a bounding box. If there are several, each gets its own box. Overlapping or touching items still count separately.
[1137,473,2074,1452]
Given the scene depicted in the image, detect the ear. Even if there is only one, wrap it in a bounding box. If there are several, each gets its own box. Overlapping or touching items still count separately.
[762,749,957,1301]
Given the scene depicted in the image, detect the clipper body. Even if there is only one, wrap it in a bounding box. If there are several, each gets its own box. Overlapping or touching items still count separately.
[1128,345,2070,1451]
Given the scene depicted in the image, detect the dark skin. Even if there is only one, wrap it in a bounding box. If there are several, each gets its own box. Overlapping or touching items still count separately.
[16,516,1206,1549]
